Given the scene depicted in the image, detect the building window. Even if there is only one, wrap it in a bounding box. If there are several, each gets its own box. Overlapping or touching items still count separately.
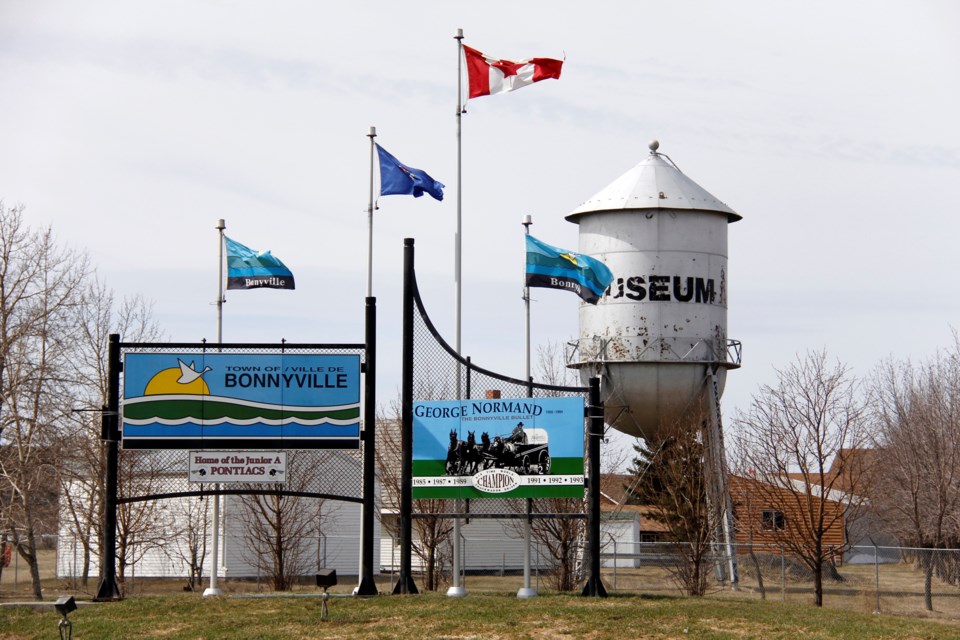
[761,510,785,531]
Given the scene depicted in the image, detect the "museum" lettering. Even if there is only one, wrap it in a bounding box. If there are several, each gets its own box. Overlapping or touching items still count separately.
[606,275,715,303]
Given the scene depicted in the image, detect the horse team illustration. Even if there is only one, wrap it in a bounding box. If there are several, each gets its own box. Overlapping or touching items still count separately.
[445,422,551,476]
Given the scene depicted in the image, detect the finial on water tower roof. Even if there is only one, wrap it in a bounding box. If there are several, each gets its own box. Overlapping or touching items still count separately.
[648,139,660,154]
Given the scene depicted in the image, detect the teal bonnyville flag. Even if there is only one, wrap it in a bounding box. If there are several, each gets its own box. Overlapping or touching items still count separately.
[225,236,295,290]
[525,235,613,304]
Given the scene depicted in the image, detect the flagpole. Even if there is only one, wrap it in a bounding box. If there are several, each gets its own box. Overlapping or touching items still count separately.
[367,126,377,298]
[522,215,533,385]
[217,220,224,343]
[204,219,226,598]
[518,214,537,599]
[448,26,467,599]
[454,28,463,361]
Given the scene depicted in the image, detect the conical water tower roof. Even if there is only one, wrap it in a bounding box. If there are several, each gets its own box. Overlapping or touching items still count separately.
[566,141,741,222]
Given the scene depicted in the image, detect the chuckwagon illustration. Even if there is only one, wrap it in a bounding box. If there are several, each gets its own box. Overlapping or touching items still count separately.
[445,422,551,476]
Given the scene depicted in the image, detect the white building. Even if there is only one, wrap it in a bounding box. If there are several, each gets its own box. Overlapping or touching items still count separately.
[57,450,378,583]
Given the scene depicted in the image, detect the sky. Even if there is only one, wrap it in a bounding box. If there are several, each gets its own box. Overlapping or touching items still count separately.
[2,1,959,460]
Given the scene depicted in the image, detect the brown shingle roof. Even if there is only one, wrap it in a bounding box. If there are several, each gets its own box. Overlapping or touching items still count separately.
[599,473,670,532]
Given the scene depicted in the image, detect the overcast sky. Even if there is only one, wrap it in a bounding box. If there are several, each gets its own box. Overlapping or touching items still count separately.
[2,1,959,454]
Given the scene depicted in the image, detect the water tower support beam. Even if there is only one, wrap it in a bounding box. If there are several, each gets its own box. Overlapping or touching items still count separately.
[704,365,739,589]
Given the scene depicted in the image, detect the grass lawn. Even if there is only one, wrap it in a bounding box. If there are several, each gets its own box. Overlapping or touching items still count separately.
[3,591,960,640]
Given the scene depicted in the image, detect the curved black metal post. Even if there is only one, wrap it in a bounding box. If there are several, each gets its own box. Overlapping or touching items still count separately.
[582,376,607,597]
[95,334,122,601]
[393,239,418,594]
[356,296,378,595]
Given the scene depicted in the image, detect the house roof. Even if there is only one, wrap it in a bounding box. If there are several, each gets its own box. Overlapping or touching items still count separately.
[729,473,851,505]
[784,448,878,496]
[599,473,670,532]
[599,473,634,508]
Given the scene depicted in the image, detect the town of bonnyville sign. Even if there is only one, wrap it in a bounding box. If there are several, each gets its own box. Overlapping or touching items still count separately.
[121,353,361,449]
[412,397,585,499]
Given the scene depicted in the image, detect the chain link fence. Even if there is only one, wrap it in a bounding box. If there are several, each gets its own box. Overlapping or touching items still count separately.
[377,535,960,618]
[49,342,370,599]
[598,542,960,618]
[116,342,366,505]
[400,275,590,589]
[27,532,960,622]
[379,534,568,594]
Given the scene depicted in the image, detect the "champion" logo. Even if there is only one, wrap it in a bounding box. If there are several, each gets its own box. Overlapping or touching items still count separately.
[473,468,521,494]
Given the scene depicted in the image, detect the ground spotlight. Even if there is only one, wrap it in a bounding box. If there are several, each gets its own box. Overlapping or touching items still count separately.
[316,569,337,621]
[54,596,77,640]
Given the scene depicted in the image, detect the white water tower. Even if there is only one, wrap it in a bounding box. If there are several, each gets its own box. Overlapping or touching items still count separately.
[566,141,741,439]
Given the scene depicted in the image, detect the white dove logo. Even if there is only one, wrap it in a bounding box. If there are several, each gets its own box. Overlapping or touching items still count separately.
[177,359,212,384]
[143,360,212,396]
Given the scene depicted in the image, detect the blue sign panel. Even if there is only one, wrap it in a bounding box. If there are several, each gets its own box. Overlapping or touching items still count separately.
[122,353,361,449]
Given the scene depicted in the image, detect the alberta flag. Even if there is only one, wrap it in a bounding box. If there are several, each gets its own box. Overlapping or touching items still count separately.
[225,236,295,290]
[525,235,613,304]
[376,144,445,201]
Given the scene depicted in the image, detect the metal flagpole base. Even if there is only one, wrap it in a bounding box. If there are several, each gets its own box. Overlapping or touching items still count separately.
[355,577,378,596]
[202,587,223,597]
[391,574,419,595]
[516,587,538,599]
[581,576,608,598]
[446,586,467,598]
[94,578,121,602]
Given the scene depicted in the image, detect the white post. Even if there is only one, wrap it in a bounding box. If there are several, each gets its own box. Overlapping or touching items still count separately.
[366,126,377,298]
[204,219,226,597]
[613,538,618,590]
[447,27,467,598]
[517,214,536,599]
[873,543,881,613]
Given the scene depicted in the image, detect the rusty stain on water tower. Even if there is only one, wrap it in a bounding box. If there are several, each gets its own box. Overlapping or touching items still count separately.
[566,140,742,439]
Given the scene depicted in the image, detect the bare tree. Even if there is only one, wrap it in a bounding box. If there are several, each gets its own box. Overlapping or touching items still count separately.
[534,340,578,388]
[115,451,177,584]
[404,495,451,592]
[733,477,767,599]
[376,408,452,592]
[0,204,90,599]
[237,452,330,591]
[517,497,583,592]
[0,204,163,597]
[505,341,588,592]
[59,278,161,588]
[171,496,209,591]
[626,421,713,596]
[869,340,960,610]
[732,350,870,607]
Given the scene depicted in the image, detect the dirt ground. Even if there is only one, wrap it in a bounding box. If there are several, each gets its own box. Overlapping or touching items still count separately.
[0,548,58,599]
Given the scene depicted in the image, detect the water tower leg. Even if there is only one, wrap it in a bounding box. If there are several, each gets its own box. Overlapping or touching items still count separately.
[703,366,739,590]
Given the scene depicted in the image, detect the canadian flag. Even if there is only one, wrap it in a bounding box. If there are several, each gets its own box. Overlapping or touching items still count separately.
[463,44,563,99]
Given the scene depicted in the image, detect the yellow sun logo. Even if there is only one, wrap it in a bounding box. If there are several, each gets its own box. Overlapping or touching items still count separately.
[559,252,580,267]
[144,360,212,396]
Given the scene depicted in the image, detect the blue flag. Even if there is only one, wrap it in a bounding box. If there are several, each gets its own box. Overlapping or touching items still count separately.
[525,235,613,304]
[225,236,295,290]
[376,144,445,201]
